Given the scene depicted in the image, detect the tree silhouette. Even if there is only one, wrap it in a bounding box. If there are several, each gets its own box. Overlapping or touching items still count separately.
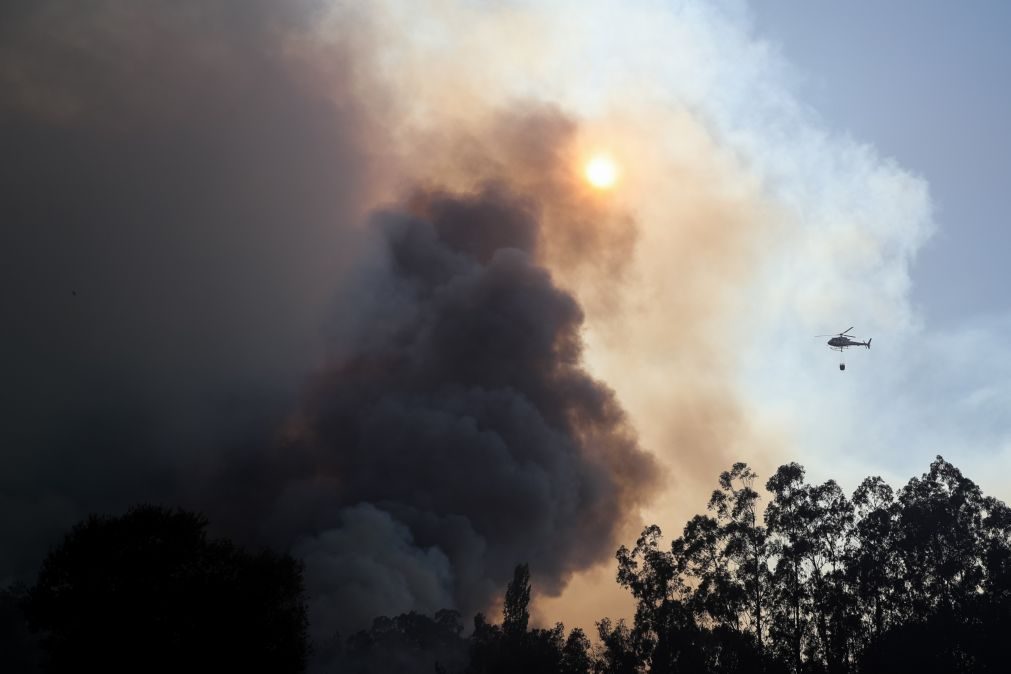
[18,456,1011,674]
[337,609,469,674]
[594,617,639,674]
[352,456,1009,673]
[709,463,772,650]
[675,515,739,629]
[764,463,810,671]
[848,475,900,645]
[504,563,532,636]
[560,627,592,674]
[467,563,573,674]
[23,505,308,674]
[611,456,1011,674]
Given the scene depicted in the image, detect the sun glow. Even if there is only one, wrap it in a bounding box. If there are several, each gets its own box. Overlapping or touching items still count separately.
[584,155,618,189]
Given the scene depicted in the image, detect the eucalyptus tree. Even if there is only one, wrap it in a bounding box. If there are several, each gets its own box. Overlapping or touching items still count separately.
[848,476,900,643]
[801,479,857,673]
[708,463,772,650]
[892,457,988,617]
[674,514,741,630]
[765,463,812,672]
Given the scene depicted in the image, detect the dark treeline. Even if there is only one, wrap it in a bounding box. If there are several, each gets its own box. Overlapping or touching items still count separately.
[336,456,1011,674]
[4,457,1011,673]
[1,506,308,674]
[610,456,1011,673]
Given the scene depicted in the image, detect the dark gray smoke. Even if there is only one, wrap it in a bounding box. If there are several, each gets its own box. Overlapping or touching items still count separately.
[244,186,661,635]
[0,0,371,583]
[0,0,659,641]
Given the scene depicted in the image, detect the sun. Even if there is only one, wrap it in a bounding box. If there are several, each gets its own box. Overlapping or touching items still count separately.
[584,155,618,189]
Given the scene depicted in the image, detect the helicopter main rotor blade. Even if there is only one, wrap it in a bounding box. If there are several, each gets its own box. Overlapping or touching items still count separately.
[841,326,854,335]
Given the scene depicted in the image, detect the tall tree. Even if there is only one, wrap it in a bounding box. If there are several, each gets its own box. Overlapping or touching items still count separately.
[617,524,683,657]
[801,479,856,673]
[848,476,900,644]
[24,505,308,674]
[504,564,532,637]
[468,563,565,674]
[892,457,987,617]
[674,515,740,630]
[980,495,1011,598]
[765,463,810,673]
[708,463,771,650]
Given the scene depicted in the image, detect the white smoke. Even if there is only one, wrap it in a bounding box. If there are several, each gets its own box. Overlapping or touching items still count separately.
[320,0,1011,625]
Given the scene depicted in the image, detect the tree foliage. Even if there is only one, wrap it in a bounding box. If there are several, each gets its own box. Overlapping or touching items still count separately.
[283,456,1011,672]
[21,505,308,674]
[8,457,1011,674]
[615,456,1011,674]
[335,609,469,674]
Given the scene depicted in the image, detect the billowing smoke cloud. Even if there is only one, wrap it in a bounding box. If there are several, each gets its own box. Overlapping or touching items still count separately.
[10,0,1002,648]
[0,0,659,638]
[294,504,455,639]
[210,179,659,635]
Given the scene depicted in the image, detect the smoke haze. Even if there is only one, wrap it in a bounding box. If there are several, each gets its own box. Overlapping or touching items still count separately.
[0,0,665,638]
[1,0,369,580]
[10,0,1004,646]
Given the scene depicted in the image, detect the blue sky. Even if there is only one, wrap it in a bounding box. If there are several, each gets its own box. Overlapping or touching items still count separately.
[752,0,1011,326]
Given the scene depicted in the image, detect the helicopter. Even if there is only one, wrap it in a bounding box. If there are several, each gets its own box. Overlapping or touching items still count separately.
[815,327,871,371]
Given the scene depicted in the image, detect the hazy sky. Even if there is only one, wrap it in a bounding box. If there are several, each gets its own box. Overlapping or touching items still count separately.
[3,0,1010,643]
[752,0,1011,325]
[734,1,1011,495]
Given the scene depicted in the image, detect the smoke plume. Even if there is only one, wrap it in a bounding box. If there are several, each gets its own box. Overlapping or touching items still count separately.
[261,183,660,634]
[3,0,958,645]
[0,0,660,638]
